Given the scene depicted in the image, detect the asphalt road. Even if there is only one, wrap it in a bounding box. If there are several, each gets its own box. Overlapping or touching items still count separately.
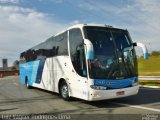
[0,76,160,120]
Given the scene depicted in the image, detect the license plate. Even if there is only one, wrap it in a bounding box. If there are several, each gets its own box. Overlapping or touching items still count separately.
[116,91,125,96]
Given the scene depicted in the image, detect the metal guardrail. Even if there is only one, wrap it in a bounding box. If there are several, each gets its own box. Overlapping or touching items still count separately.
[139,76,160,81]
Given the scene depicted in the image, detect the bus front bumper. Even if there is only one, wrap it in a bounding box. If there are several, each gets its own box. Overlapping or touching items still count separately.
[88,85,139,101]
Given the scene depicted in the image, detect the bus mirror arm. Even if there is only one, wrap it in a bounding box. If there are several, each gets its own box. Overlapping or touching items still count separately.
[133,42,148,60]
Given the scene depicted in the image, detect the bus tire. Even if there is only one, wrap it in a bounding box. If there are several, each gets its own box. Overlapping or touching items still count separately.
[60,81,70,101]
[25,77,32,89]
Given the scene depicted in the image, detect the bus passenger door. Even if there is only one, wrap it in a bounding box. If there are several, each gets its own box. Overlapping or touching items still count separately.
[70,45,88,99]
[69,28,88,100]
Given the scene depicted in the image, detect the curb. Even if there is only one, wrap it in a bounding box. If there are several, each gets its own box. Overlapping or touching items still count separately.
[139,85,160,89]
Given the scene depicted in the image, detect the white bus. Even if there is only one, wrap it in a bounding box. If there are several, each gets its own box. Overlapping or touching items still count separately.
[20,24,148,101]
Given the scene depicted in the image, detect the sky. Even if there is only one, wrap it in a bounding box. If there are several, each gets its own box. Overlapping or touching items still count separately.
[0,0,160,66]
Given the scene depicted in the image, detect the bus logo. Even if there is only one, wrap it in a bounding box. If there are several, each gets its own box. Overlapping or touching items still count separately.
[107,82,115,85]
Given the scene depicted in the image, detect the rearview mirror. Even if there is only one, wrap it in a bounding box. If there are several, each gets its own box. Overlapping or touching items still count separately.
[133,42,148,60]
[84,39,94,60]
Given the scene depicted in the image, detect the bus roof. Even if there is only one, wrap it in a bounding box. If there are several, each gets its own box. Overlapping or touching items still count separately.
[67,24,113,30]
[55,23,126,36]
[21,24,127,54]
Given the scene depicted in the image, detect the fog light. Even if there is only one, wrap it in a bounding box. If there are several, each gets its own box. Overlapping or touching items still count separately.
[91,93,100,98]
[90,85,107,90]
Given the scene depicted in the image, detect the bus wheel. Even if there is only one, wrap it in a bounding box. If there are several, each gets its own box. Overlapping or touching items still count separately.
[60,81,70,101]
[25,77,32,89]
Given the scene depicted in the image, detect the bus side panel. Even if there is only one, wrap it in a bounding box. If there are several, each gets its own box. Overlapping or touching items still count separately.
[19,60,40,86]
[32,58,56,92]
[44,58,56,92]
[35,59,46,84]
[55,56,89,100]
[55,56,72,93]
[20,63,27,85]
[31,61,41,84]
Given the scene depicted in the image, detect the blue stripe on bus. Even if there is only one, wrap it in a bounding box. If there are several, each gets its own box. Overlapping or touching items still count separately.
[20,63,27,84]
[19,60,40,85]
[94,77,137,89]
[35,58,46,84]
[31,61,40,85]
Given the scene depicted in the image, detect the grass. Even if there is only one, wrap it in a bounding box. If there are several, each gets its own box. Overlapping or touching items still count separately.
[138,56,160,76]
[138,56,160,86]
[139,81,160,86]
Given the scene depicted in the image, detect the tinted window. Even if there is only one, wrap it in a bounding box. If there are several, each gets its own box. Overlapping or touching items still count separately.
[20,32,69,63]
[69,28,86,77]
[84,26,137,79]
[69,29,83,57]
[55,32,68,55]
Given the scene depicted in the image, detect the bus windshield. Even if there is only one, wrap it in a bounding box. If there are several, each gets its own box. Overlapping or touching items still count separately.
[84,26,138,79]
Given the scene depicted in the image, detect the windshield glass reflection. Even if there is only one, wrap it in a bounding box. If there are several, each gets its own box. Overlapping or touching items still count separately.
[84,26,138,79]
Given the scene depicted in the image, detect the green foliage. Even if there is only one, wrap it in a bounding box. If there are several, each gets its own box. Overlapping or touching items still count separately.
[150,51,160,56]
[138,55,160,75]
[139,82,160,86]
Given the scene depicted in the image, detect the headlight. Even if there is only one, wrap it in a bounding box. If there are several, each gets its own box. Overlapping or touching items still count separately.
[90,85,107,90]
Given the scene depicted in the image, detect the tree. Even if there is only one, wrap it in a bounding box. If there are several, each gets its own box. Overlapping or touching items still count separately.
[151,51,160,56]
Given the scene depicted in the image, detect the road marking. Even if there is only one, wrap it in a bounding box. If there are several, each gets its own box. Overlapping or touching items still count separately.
[151,102,160,106]
[140,85,160,89]
[140,87,160,89]
[109,102,160,113]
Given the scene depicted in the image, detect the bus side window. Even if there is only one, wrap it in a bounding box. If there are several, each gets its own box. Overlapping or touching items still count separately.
[76,45,87,77]
[51,46,56,56]
[56,32,68,56]
[69,28,86,77]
